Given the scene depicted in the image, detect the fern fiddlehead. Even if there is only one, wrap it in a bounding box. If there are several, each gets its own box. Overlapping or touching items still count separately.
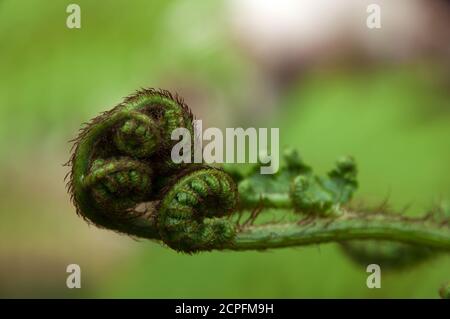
[67,89,236,251]
[67,88,450,262]
[157,167,238,252]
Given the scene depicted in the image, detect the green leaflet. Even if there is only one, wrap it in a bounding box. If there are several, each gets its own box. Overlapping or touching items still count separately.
[236,148,357,216]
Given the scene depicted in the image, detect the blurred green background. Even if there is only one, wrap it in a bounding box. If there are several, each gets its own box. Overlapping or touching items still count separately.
[0,0,449,298]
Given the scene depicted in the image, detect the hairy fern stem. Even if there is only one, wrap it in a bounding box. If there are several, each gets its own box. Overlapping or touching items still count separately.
[230,211,450,251]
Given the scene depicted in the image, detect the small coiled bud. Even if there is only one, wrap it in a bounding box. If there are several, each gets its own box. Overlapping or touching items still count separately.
[114,113,160,158]
[290,175,334,215]
[157,167,238,252]
[283,148,311,173]
[290,155,358,216]
[84,158,152,212]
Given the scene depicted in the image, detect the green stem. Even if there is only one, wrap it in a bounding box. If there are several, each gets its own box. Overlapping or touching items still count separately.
[224,212,450,251]
[239,193,292,209]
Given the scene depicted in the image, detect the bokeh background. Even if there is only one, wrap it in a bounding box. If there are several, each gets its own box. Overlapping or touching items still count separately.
[0,0,449,298]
